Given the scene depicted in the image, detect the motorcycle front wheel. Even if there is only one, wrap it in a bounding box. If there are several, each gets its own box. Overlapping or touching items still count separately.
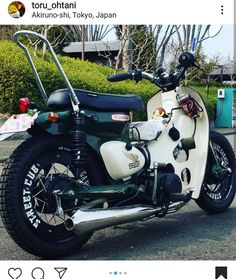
[0,136,104,258]
[196,131,236,214]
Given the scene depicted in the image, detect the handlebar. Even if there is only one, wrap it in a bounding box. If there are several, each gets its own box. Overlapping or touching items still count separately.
[107,70,182,90]
[107,52,196,91]
[107,72,133,82]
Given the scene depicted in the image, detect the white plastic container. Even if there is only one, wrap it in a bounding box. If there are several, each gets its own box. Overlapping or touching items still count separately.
[130,118,166,141]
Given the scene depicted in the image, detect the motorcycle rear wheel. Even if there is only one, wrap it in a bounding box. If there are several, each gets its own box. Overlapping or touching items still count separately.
[196,131,236,214]
[0,136,104,258]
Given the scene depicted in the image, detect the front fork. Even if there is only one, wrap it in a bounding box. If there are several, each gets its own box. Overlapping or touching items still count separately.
[208,141,228,181]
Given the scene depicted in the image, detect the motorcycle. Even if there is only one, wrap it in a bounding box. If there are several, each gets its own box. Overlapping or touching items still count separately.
[0,31,235,258]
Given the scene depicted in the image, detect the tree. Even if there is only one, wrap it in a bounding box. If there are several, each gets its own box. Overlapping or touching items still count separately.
[60,25,114,61]
[0,26,19,40]
[168,25,222,60]
[223,56,236,85]
[131,26,157,72]
[0,25,68,58]
[114,25,131,70]
[114,25,157,71]
[115,25,223,71]
[62,25,114,42]
[19,25,68,58]
[185,49,221,94]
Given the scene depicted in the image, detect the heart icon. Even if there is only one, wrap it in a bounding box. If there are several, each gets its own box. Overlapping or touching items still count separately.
[8,268,22,279]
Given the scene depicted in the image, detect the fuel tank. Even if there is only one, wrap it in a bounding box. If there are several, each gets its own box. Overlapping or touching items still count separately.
[100,141,145,180]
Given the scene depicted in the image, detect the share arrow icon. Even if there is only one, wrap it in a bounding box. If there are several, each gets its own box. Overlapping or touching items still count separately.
[54,268,68,279]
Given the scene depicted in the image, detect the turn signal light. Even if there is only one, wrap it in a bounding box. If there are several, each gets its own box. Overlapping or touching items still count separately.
[19,97,31,112]
[48,112,60,123]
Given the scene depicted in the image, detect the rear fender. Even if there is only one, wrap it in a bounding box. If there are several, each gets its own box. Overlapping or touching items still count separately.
[0,111,111,183]
[34,110,73,135]
[33,111,108,171]
[0,109,73,142]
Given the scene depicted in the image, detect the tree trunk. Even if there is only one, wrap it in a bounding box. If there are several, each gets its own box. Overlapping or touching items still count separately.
[122,25,133,71]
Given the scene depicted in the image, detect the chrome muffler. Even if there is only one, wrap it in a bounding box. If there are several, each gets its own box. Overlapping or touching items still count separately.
[65,205,158,235]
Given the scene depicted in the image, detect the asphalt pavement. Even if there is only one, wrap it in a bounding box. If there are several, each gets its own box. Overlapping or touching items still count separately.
[0,130,235,260]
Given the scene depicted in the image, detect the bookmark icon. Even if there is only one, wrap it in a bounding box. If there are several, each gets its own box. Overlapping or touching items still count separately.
[215,267,227,279]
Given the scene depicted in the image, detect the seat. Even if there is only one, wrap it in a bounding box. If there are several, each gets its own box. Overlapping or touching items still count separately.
[46,89,144,112]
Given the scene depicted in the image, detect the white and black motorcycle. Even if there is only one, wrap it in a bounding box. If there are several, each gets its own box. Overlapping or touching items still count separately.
[0,31,235,258]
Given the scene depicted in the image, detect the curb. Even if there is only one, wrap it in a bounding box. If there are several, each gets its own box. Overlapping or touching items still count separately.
[221,132,236,136]
[3,132,29,141]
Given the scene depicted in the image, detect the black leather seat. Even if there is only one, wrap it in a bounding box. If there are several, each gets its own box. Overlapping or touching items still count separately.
[46,89,144,112]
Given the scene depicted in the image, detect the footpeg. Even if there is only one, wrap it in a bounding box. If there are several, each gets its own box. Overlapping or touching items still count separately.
[53,190,64,217]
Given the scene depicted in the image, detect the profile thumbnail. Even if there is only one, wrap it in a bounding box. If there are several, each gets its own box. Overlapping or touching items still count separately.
[8,1,25,18]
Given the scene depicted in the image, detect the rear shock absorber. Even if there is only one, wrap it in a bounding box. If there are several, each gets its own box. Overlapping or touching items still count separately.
[72,111,87,180]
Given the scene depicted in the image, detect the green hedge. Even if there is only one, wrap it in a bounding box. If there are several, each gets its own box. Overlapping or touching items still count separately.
[0,40,218,119]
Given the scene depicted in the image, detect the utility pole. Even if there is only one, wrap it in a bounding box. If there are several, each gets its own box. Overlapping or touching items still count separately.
[219,65,224,84]
[81,25,85,61]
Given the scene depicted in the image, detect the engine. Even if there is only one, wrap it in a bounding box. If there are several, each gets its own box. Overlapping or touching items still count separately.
[100,140,182,205]
[138,166,182,206]
[156,173,182,203]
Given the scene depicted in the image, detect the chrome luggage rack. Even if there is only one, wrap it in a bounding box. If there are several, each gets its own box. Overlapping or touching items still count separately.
[13,30,80,112]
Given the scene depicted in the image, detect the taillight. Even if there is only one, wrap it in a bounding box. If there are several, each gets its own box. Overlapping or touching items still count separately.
[19,97,31,112]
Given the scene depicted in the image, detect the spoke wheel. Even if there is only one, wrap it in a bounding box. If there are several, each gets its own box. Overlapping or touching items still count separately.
[203,142,232,201]
[25,156,79,241]
[0,136,104,258]
[196,131,236,214]
[33,164,73,227]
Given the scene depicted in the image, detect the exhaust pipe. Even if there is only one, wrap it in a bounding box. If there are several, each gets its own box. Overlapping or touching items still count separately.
[65,205,158,235]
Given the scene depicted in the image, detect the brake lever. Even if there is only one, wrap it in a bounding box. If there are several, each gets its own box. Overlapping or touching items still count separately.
[132,69,143,83]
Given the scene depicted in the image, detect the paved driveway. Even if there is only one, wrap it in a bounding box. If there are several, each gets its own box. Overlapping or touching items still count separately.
[0,133,235,260]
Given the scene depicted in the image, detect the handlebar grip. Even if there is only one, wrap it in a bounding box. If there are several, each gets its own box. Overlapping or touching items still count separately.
[107,72,132,82]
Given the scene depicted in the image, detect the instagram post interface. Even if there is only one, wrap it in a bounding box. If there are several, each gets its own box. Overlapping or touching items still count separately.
[0,0,235,278]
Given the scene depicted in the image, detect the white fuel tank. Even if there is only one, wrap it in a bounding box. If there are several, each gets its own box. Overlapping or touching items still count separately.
[100,141,145,180]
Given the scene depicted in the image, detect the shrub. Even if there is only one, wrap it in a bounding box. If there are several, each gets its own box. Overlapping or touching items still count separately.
[0,40,219,119]
[0,40,156,116]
